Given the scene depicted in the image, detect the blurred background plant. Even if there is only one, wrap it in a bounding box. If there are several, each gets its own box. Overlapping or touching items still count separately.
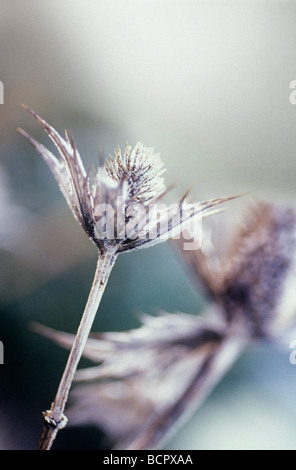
[1,0,296,450]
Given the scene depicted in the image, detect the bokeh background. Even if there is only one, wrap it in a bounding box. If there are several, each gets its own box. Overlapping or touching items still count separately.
[1,0,296,450]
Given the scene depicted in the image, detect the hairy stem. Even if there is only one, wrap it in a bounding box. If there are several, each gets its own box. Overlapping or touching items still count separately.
[126,321,250,450]
[37,247,117,450]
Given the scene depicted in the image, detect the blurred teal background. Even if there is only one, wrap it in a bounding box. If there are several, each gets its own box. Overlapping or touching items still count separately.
[1,0,296,449]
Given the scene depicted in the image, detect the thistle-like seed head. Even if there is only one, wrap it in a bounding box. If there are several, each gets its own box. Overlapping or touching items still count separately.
[221,203,296,338]
[105,142,166,204]
[178,201,296,339]
[18,105,234,255]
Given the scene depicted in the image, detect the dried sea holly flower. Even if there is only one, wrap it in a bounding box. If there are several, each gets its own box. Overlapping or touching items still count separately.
[18,105,232,255]
[180,201,296,338]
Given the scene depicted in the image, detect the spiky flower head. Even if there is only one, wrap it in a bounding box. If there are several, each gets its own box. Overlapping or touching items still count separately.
[106,142,166,204]
[178,201,296,339]
[18,105,234,255]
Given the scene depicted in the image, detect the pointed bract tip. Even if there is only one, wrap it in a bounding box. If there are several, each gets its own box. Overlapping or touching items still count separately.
[20,103,34,115]
[179,183,195,204]
[17,127,31,141]
[20,103,45,124]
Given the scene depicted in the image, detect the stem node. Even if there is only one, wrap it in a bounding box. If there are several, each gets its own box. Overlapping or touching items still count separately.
[42,410,68,430]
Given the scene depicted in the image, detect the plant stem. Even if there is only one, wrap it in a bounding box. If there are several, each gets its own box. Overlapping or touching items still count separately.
[37,247,117,450]
[126,321,250,450]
